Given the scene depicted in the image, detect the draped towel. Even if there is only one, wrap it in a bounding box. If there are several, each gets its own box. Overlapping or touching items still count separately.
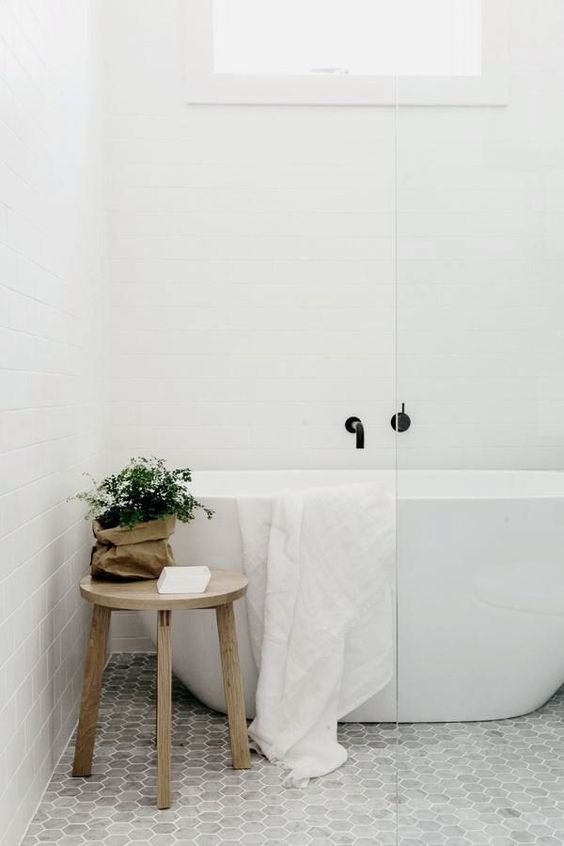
[237,483,395,786]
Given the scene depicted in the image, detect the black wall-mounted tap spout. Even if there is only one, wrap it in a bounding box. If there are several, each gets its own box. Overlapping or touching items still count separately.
[345,416,365,449]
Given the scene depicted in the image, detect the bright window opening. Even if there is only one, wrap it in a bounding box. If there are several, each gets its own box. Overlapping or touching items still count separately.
[212,0,482,78]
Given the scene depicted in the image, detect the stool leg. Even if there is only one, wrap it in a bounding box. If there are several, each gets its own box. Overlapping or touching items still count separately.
[72,604,111,777]
[156,609,172,809]
[216,603,251,769]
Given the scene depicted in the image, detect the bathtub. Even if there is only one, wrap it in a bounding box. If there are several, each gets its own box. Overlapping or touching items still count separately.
[139,470,564,723]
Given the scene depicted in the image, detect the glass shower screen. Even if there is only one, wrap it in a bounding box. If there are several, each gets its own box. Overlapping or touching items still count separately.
[395,1,564,842]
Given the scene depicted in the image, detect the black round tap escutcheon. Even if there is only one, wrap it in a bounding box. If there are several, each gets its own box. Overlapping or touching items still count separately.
[345,416,362,433]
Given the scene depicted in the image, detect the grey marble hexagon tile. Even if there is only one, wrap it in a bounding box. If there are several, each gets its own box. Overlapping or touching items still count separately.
[396,688,564,846]
[20,654,564,846]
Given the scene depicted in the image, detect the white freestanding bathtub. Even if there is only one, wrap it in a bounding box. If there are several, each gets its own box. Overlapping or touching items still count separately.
[139,470,564,723]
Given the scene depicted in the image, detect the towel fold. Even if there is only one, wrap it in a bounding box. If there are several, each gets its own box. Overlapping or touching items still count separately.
[237,482,394,786]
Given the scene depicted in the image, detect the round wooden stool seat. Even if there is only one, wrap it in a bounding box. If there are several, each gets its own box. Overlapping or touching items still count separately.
[79,568,248,610]
[72,568,251,810]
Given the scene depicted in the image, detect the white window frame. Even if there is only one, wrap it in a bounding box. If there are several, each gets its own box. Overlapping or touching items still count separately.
[184,0,509,106]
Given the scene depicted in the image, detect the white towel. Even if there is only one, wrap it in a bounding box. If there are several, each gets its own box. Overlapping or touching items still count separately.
[237,483,394,787]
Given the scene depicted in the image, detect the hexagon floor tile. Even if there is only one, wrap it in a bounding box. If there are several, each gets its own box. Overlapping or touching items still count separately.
[21,654,564,845]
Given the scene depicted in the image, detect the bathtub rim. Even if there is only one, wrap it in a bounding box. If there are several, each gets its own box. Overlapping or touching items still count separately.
[188,468,564,502]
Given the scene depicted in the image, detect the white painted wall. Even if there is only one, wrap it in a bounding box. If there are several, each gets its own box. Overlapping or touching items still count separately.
[0,3,106,844]
[104,0,564,473]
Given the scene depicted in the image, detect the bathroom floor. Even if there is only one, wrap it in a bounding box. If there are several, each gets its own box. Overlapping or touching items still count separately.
[22,654,564,846]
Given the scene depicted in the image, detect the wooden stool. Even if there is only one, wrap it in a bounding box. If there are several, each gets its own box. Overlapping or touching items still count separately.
[72,569,251,809]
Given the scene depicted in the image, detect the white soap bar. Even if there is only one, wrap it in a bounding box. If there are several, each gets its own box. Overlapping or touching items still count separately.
[157,566,211,594]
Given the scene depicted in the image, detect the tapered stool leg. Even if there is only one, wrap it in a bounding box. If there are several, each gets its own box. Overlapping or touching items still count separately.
[156,609,172,809]
[216,603,251,769]
[72,604,111,777]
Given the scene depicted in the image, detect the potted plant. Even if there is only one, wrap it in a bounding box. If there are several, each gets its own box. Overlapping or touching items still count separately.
[71,456,213,580]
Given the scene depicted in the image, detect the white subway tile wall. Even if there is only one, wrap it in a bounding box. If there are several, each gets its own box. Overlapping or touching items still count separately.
[103,0,397,473]
[0,2,106,844]
[104,0,564,474]
[397,3,564,470]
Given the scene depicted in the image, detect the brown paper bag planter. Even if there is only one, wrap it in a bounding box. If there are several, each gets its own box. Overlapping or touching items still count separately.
[90,516,176,580]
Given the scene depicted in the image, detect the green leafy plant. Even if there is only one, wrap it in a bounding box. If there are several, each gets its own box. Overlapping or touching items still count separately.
[71,456,213,529]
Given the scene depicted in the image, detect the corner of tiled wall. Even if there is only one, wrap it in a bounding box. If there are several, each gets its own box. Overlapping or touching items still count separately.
[0,2,108,844]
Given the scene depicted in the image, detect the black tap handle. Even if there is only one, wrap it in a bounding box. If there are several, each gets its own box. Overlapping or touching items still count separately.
[391,404,411,433]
